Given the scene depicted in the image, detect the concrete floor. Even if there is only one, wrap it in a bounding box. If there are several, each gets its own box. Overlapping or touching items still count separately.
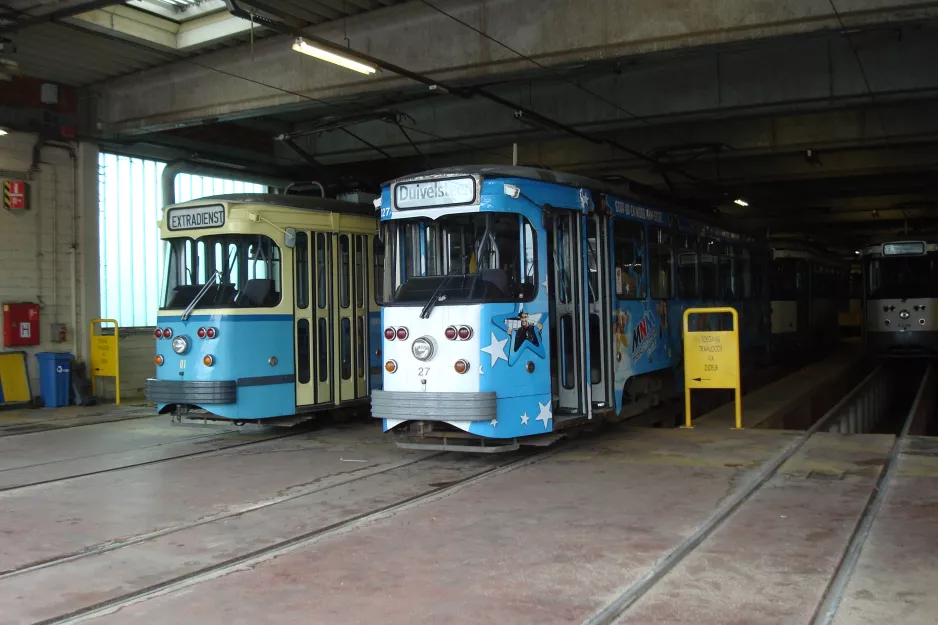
[1,407,936,624]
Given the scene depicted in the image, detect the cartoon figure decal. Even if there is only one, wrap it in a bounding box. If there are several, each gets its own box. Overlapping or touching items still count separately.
[505,311,543,351]
[491,306,547,366]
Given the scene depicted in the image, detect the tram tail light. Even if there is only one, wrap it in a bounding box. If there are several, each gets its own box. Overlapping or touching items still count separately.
[444,326,457,340]
[457,326,473,340]
[154,355,164,366]
[206,327,217,339]
[203,354,215,367]
[384,327,396,341]
[154,328,163,339]
[162,328,173,339]
[385,360,398,373]
[197,327,207,339]
[454,359,470,374]
[396,327,409,340]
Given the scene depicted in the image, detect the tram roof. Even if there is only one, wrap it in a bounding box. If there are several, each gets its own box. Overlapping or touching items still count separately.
[386,165,764,243]
[167,193,375,216]
[387,165,630,198]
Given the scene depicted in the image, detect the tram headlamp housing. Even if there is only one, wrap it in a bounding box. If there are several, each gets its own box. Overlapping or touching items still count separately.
[412,336,435,361]
[171,336,190,355]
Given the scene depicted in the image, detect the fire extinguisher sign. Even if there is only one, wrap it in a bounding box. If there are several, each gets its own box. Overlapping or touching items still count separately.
[3,180,27,211]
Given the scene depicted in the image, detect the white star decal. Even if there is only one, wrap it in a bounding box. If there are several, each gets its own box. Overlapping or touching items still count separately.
[520,412,529,426]
[480,333,508,368]
[535,401,552,430]
[541,274,549,292]
[478,364,484,375]
[490,418,498,427]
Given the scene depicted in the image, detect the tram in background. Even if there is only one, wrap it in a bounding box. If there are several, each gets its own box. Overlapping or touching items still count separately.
[767,242,848,360]
[838,262,863,337]
[371,166,771,451]
[861,240,938,357]
[146,194,381,424]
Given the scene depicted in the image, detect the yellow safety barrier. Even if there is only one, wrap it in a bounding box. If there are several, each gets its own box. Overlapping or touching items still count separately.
[0,351,31,403]
[89,318,120,404]
[682,307,742,429]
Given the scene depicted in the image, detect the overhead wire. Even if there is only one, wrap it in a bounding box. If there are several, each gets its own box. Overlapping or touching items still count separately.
[825,0,888,135]
[414,0,726,192]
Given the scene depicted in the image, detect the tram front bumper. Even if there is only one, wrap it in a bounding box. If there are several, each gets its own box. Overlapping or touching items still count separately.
[371,390,497,422]
[146,379,237,405]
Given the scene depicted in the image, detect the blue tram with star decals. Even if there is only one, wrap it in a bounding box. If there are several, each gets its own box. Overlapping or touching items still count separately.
[370,166,771,450]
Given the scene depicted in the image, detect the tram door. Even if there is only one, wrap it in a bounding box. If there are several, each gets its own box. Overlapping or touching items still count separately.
[294,232,315,407]
[551,211,590,416]
[335,233,370,404]
[310,232,335,404]
[586,215,613,409]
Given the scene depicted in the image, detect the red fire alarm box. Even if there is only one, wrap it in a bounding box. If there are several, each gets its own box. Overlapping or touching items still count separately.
[3,180,28,211]
[3,303,40,347]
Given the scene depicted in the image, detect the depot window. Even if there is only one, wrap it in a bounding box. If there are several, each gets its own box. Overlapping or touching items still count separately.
[97,153,266,327]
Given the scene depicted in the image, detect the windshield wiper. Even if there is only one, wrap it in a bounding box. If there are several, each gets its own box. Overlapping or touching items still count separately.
[183,270,221,321]
[420,275,453,319]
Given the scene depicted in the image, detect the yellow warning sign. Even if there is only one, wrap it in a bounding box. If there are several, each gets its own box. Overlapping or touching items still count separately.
[90,319,120,404]
[683,307,742,429]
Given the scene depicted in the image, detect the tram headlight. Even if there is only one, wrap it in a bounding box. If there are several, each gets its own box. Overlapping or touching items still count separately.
[171,336,190,355]
[412,336,435,361]
[899,310,910,320]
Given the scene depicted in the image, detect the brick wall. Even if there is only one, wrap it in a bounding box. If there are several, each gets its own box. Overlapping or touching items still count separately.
[0,132,101,401]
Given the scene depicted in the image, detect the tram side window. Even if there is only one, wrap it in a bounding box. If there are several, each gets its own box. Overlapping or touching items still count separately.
[339,235,350,309]
[718,245,735,299]
[676,235,697,299]
[614,220,645,299]
[295,232,309,309]
[355,235,365,309]
[522,220,537,297]
[649,228,673,299]
[374,233,385,306]
[740,249,752,298]
[317,233,329,309]
[698,240,718,299]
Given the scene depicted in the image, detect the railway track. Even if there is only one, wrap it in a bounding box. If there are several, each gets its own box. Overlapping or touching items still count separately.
[28,445,557,625]
[585,360,934,625]
[0,426,310,493]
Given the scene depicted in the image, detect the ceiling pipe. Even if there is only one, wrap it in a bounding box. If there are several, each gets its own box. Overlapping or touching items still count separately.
[161,160,292,208]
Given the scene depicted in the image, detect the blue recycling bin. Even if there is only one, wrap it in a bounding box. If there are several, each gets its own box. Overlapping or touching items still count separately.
[35,352,74,408]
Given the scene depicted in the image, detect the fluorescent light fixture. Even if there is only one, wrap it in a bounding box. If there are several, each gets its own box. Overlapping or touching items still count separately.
[292,38,376,75]
[733,198,749,207]
[0,128,7,136]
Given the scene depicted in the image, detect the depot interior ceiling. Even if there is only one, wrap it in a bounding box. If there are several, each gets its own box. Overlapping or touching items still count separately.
[4,2,938,251]
[0,0,410,85]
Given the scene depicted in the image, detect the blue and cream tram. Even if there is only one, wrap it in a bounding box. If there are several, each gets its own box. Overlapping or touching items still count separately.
[371,166,770,449]
[146,194,381,423]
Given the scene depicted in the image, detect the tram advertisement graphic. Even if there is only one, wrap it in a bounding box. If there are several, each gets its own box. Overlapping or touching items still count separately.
[491,306,546,366]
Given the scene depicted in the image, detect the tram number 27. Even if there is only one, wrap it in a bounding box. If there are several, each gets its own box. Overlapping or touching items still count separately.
[417,367,430,377]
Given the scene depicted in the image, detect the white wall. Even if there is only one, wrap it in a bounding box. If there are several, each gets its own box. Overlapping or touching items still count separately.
[0,132,101,400]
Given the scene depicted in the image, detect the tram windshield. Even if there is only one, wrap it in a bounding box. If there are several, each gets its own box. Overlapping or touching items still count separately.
[382,213,537,305]
[866,252,938,299]
[160,234,282,310]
